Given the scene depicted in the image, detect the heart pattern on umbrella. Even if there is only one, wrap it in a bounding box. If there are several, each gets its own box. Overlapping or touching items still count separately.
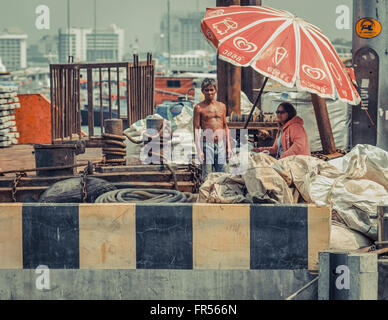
[302,64,326,81]
[233,37,258,53]
[201,5,361,105]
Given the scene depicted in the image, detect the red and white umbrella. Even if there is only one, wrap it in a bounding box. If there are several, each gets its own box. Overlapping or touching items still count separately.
[201,5,361,105]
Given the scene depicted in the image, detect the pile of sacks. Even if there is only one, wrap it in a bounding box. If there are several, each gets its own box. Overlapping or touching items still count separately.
[199,144,388,248]
[124,102,195,165]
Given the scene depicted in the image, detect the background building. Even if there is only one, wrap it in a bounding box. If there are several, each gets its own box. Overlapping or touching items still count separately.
[27,35,58,66]
[158,11,212,54]
[58,28,81,63]
[0,28,27,71]
[58,24,124,63]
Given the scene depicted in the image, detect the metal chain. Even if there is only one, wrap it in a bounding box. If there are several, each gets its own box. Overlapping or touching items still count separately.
[11,172,27,202]
[80,167,88,203]
[189,163,201,193]
[79,161,98,203]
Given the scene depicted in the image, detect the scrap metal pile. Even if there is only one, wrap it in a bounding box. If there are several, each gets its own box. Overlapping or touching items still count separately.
[0,163,201,203]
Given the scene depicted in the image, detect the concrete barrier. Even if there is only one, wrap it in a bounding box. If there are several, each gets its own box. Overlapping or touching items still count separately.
[318,251,378,300]
[378,259,388,300]
[0,203,330,299]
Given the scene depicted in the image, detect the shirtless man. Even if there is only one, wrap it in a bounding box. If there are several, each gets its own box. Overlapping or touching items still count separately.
[194,78,232,181]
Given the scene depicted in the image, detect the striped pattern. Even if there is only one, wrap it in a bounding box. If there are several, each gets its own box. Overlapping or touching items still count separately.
[0,203,330,270]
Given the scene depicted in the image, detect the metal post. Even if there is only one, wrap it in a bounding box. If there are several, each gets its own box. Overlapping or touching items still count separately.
[67,0,71,62]
[244,77,268,129]
[311,93,337,154]
[319,251,378,300]
[377,206,388,250]
[167,0,171,74]
[216,0,241,115]
[352,0,388,151]
[94,0,97,61]
[67,0,70,35]
[240,0,264,105]
[227,63,241,116]
[87,68,94,137]
[216,57,227,106]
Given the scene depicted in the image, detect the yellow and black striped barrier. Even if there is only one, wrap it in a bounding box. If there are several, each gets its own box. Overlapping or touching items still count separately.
[0,203,330,271]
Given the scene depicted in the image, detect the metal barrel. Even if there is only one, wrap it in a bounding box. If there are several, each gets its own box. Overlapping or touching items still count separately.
[33,144,77,177]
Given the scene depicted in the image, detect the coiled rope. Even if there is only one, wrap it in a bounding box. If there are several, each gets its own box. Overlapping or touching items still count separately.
[95,188,196,203]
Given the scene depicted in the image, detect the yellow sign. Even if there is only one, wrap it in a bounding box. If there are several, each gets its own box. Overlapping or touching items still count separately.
[356,18,382,38]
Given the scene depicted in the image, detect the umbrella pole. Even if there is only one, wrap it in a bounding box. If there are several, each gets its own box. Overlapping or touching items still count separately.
[311,93,337,154]
[243,76,269,129]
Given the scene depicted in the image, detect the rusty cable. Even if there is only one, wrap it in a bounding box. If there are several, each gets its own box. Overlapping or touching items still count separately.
[123,132,144,144]
[101,133,126,141]
[103,139,127,148]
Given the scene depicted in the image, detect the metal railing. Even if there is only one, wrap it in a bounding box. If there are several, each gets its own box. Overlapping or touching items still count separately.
[50,53,155,145]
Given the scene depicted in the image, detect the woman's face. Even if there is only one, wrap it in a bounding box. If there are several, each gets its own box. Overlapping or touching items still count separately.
[276,105,289,124]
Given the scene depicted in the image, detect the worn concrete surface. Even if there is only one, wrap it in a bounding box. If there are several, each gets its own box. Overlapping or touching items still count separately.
[378,259,388,300]
[319,251,379,300]
[0,269,317,300]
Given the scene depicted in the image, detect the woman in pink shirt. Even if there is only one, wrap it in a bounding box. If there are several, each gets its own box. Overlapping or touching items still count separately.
[253,102,311,159]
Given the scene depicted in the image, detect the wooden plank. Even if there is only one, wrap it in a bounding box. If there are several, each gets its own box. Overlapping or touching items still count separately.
[95,164,189,173]
[227,121,278,128]
[79,203,136,269]
[193,204,250,270]
[0,186,49,203]
[0,171,193,187]
[308,205,331,270]
[0,203,23,268]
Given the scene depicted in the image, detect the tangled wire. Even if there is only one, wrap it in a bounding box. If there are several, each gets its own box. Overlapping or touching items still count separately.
[95,188,196,203]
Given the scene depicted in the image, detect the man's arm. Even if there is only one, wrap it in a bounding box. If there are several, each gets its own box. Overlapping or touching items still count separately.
[222,103,232,158]
[193,104,204,162]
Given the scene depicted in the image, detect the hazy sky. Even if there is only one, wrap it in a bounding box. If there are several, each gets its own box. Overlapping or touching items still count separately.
[0,0,353,52]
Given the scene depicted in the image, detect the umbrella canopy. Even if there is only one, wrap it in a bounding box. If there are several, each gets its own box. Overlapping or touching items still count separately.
[201,6,361,105]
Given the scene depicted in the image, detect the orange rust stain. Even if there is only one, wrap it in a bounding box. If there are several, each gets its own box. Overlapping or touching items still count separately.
[15,94,52,144]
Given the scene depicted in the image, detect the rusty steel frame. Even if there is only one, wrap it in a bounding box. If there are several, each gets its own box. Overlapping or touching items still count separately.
[50,53,155,146]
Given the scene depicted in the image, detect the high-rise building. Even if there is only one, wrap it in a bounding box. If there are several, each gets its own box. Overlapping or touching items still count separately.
[39,35,59,63]
[58,24,124,63]
[58,28,89,63]
[158,11,212,54]
[27,35,59,66]
[0,28,27,71]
